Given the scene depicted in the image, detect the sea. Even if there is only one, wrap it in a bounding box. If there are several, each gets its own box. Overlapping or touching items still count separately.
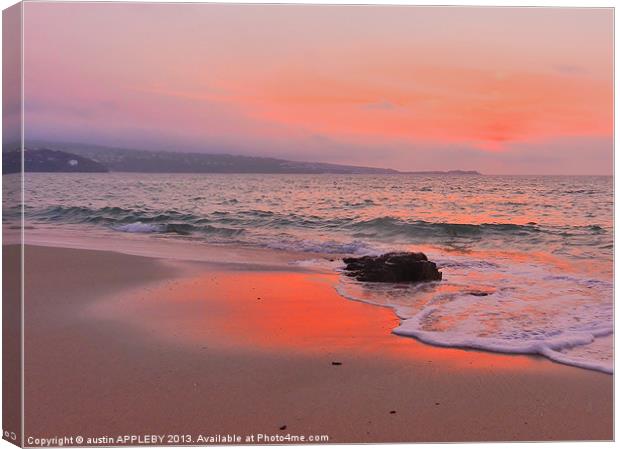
[4,173,613,373]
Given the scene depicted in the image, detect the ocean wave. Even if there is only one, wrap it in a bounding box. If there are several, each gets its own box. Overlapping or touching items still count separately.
[335,252,613,374]
[350,217,543,238]
[31,206,245,238]
[343,217,611,247]
[26,205,608,239]
[113,221,243,237]
[394,311,613,373]
[114,222,164,233]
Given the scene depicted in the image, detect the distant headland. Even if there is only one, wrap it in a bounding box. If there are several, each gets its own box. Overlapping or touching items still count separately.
[3,143,481,175]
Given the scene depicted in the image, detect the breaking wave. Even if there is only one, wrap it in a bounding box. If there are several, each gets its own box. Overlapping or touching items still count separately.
[336,252,613,373]
[24,205,606,246]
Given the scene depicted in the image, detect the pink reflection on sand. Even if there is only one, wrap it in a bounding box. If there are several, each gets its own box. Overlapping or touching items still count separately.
[88,267,544,371]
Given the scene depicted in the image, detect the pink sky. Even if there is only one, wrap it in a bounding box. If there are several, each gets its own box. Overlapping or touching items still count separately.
[22,3,613,174]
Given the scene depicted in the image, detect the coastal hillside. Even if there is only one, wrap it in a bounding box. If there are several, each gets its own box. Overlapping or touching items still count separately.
[35,144,399,174]
[3,149,109,174]
[20,142,480,175]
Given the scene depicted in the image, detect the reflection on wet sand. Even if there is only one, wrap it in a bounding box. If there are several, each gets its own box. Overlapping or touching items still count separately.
[89,265,545,371]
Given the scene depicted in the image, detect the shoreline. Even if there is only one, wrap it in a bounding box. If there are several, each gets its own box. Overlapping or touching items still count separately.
[16,225,341,268]
[18,234,614,373]
[14,243,613,442]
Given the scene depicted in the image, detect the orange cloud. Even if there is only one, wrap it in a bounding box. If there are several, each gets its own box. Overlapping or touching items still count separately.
[216,64,612,150]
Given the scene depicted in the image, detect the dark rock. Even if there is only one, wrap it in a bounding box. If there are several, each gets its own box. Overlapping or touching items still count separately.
[342,252,442,283]
[331,361,342,366]
[279,425,287,430]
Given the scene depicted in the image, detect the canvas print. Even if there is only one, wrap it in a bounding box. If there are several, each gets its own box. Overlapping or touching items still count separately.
[2,2,614,446]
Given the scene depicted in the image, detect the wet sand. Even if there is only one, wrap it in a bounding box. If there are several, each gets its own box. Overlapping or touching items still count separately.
[16,244,612,443]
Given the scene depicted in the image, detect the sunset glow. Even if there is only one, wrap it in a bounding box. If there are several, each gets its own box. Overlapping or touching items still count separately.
[22,4,613,174]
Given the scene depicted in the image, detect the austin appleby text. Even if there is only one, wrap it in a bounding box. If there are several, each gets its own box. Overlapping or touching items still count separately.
[116,435,167,444]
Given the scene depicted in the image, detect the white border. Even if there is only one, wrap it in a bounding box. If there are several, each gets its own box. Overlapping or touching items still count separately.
[0,2,616,449]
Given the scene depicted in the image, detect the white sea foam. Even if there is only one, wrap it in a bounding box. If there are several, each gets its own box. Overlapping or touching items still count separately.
[336,251,613,373]
[113,222,164,233]
[266,238,383,256]
[290,258,346,273]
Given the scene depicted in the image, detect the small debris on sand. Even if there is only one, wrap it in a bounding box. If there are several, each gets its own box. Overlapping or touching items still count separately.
[469,291,489,297]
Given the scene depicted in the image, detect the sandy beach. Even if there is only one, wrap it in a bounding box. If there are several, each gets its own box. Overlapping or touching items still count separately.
[13,243,612,443]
